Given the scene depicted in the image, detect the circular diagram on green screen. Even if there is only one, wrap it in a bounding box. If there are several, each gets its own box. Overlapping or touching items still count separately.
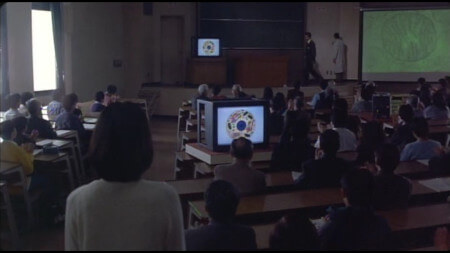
[381,13,437,62]
[226,110,256,139]
[202,40,216,55]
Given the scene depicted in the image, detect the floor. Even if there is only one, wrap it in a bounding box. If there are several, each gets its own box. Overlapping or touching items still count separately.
[0,116,179,250]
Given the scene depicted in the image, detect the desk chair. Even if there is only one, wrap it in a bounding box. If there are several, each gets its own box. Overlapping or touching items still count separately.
[0,181,20,250]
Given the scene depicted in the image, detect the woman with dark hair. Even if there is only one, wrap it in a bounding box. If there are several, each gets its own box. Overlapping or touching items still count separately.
[423,92,450,120]
[262,86,274,101]
[269,213,320,250]
[356,121,386,166]
[65,102,185,251]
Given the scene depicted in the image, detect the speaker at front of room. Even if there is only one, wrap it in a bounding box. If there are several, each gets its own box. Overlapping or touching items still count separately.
[372,93,391,119]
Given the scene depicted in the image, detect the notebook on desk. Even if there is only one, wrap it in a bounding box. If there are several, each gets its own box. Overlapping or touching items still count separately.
[56,130,71,137]
[33,149,43,156]
[419,177,450,192]
[36,139,53,147]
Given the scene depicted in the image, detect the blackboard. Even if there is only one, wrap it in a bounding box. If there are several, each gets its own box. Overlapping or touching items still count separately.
[198,2,305,49]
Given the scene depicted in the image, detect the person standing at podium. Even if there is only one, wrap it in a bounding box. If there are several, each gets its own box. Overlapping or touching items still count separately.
[304,32,323,85]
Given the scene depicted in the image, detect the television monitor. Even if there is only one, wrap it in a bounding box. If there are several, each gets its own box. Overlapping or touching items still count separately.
[197,99,269,152]
[194,38,221,57]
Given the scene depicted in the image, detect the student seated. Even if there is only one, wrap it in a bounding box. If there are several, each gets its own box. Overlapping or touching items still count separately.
[4,93,25,120]
[192,84,209,110]
[406,95,423,118]
[1,120,35,188]
[295,129,351,189]
[371,143,412,210]
[211,84,227,100]
[356,121,386,166]
[18,91,34,116]
[214,137,266,196]
[12,116,37,145]
[309,79,328,109]
[231,84,250,99]
[47,89,64,120]
[319,169,393,250]
[270,111,313,172]
[351,82,375,113]
[286,81,303,101]
[91,91,107,112]
[400,117,442,161]
[185,180,257,251]
[314,110,357,152]
[269,213,320,251]
[26,98,57,139]
[262,86,274,101]
[268,92,287,135]
[55,94,87,150]
[423,92,450,120]
[104,84,119,106]
[65,102,185,251]
[390,104,416,150]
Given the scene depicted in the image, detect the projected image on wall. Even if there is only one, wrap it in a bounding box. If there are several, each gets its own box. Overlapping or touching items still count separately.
[362,9,450,81]
[217,106,264,145]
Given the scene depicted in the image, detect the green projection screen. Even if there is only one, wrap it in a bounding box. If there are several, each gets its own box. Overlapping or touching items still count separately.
[361,9,450,82]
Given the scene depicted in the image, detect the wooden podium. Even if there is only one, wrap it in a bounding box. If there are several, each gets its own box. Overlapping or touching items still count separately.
[187,58,227,85]
[235,56,288,88]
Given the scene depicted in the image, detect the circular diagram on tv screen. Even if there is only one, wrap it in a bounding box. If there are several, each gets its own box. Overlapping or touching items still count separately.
[226,110,256,139]
[202,40,216,55]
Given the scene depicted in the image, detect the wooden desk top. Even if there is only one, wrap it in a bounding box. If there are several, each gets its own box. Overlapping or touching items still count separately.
[56,130,76,138]
[189,180,441,220]
[186,143,273,165]
[253,203,450,249]
[395,161,429,176]
[34,152,68,162]
[36,139,72,148]
[167,171,293,197]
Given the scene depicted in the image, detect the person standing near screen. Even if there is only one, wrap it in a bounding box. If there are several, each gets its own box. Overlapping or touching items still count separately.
[332,33,345,84]
[304,32,323,85]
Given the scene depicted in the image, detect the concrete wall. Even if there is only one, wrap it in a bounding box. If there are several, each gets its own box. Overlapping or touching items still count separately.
[306,2,360,80]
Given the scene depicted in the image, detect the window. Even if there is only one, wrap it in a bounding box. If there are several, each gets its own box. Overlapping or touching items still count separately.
[31,9,57,91]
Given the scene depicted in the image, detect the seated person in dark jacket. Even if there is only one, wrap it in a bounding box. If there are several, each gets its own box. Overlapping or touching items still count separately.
[356,121,385,166]
[268,92,287,135]
[390,104,416,150]
[25,98,57,139]
[269,213,320,251]
[371,143,412,210]
[185,180,257,251]
[56,93,88,151]
[270,110,313,172]
[294,129,351,189]
[12,116,37,145]
[91,91,106,112]
[320,169,393,250]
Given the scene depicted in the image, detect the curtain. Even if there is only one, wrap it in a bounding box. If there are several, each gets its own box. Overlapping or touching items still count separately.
[50,2,64,92]
[1,4,10,110]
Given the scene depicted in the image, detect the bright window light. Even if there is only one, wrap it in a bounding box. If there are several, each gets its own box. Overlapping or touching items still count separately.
[32,9,57,91]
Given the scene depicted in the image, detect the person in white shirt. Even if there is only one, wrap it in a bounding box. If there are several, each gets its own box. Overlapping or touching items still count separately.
[332,33,345,84]
[314,110,357,152]
[65,102,185,251]
[4,93,26,120]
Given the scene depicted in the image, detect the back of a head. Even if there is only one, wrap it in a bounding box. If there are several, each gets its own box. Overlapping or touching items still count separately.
[376,143,400,173]
[230,137,253,160]
[63,93,78,112]
[294,81,301,90]
[212,85,222,96]
[232,84,242,93]
[269,213,320,251]
[21,92,34,105]
[12,116,27,133]
[89,102,153,182]
[1,120,15,140]
[320,80,329,90]
[198,84,209,96]
[340,169,374,207]
[418,77,426,85]
[272,92,286,111]
[205,180,240,223]
[107,84,117,94]
[411,117,429,138]
[331,109,348,128]
[26,98,42,116]
[399,104,414,123]
[95,91,105,102]
[263,86,274,100]
[361,121,385,148]
[432,92,446,109]
[7,93,21,109]
[320,129,340,155]
[361,85,375,101]
[334,32,340,39]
